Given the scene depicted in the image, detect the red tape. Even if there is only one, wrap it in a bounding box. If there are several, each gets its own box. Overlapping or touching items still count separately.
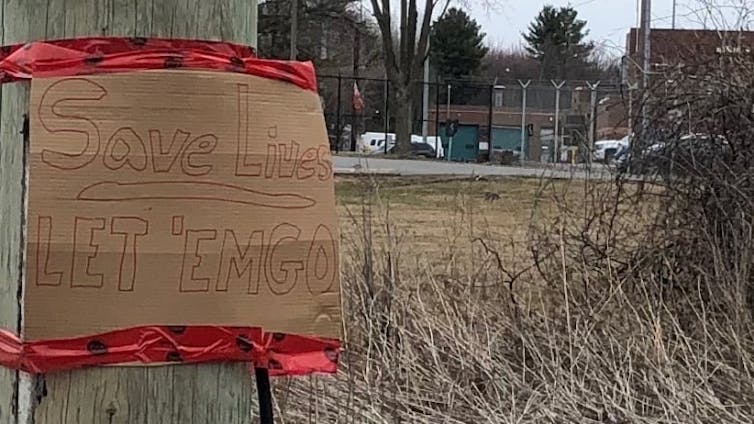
[0,37,336,376]
[0,37,317,92]
[0,327,339,375]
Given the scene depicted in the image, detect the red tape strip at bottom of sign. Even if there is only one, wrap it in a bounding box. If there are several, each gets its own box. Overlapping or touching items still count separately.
[0,37,336,376]
[0,326,339,375]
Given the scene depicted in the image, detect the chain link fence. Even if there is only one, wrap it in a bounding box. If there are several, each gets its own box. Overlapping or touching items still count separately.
[318,74,627,163]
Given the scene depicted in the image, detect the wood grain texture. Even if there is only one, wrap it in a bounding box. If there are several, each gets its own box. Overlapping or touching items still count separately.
[0,0,38,419]
[0,0,258,422]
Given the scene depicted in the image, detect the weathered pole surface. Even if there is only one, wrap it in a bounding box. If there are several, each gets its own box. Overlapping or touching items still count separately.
[0,1,258,423]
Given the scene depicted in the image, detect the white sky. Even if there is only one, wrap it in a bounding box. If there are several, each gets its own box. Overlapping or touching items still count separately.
[468,0,753,57]
[358,0,754,58]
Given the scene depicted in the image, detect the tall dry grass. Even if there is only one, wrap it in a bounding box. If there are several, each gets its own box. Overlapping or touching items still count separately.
[269,38,754,423]
[268,172,754,423]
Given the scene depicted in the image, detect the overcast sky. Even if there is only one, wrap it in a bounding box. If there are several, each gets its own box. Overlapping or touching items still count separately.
[336,0,728,56]
[355,1,753,58]
[466,0,753,57]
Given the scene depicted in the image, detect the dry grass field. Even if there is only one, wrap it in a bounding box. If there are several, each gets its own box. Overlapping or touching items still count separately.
[266,51,754,424]
[336,175,541,269]
[270,174,754,424]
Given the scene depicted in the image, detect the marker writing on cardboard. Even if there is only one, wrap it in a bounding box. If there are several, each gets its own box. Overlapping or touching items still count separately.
[37,79,333,183]
[34,216,338,297]
[26,71,342,342]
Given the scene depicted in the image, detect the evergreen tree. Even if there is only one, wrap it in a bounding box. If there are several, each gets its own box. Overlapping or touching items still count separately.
[430,8,489,80]
[523,5,594,79]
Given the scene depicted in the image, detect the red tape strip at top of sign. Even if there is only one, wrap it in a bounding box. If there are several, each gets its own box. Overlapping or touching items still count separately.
[0,37,317,92]
[0,37,336,376]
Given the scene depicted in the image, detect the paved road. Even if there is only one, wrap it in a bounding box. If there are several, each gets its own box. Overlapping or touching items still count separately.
[333,156,613,180]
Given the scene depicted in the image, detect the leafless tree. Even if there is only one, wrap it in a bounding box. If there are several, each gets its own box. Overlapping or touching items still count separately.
[368,0,453,152]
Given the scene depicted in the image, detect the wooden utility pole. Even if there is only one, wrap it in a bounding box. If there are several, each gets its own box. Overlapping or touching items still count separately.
[290,0,299,60]
[639,0,652,134]
[0,1,258,423]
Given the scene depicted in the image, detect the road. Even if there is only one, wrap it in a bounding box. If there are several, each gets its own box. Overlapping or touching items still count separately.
[333,156,613,180]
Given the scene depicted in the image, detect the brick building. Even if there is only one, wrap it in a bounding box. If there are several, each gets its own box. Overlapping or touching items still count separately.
[596,96,630,140]
[594,28,754,140]
[625,28,754,76]
[429,106,557,162]
[428,86,592,162]
[428,29,754,162]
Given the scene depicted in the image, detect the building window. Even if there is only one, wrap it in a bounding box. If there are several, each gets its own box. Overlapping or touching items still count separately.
[494,91,503,108]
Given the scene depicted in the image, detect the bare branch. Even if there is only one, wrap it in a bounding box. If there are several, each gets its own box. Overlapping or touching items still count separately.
[369,0,399,75]
[415,0,441,69]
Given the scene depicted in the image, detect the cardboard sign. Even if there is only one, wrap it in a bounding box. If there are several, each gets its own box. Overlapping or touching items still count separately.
[26,70,341,341]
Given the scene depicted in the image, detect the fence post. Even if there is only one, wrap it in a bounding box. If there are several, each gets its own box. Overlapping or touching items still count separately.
[384,79,390,154]
[336,74,343,152]
[351,25,361,152]
[551,80,566,163]
[435,80,441,158]
[627,82,638,140]
[587,80,601,165]
[518,80,531,163]
[422,77,430,145]
[446,83,452,161]
[487,84,494,162]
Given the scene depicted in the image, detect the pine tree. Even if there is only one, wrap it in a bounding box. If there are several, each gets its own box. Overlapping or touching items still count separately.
[523,5,594,79]
[431,8,489,80]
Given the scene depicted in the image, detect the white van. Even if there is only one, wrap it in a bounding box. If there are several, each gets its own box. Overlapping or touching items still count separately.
[357,132,395,154]
[358,132,444,157]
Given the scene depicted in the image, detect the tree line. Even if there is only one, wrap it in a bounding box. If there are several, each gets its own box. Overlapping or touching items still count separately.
[257,1,620,152]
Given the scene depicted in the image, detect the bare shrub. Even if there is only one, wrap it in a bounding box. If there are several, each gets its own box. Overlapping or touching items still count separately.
[268,44,754,421]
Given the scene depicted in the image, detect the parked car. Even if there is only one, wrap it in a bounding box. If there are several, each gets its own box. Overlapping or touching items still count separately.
[388,142,436,158]
[593,136,630,163]
[412,135,444,158]
[357,133,444,157]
